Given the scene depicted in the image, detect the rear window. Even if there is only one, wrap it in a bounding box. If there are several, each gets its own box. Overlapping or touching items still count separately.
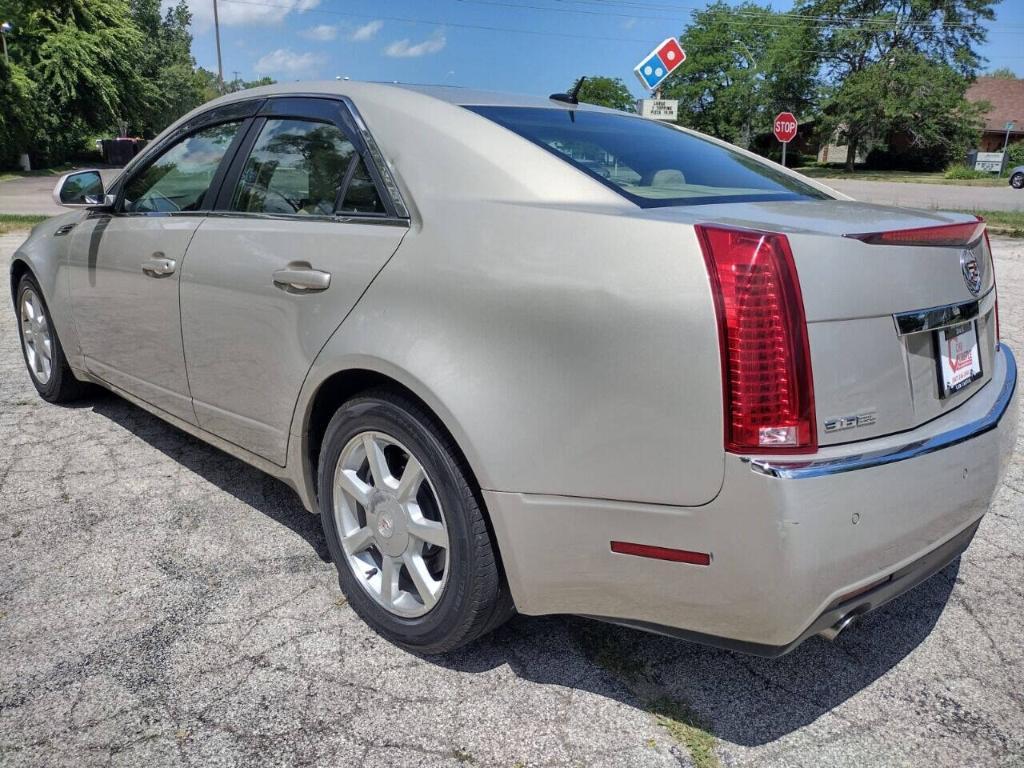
[466,106,830,208]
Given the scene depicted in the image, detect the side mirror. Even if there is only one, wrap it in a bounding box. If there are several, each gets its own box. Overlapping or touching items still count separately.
[53,170,107,208]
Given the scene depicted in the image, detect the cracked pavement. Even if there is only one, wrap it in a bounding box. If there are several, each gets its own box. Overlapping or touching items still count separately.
[1,230,1022,767]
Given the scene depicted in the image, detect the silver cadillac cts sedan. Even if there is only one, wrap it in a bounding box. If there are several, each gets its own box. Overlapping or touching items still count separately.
[11,83,1018,655]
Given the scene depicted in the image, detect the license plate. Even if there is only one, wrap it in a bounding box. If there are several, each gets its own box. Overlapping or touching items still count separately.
[936,321,983,398]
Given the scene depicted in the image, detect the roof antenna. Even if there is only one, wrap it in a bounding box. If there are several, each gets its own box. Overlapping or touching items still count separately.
[550,76,586,106]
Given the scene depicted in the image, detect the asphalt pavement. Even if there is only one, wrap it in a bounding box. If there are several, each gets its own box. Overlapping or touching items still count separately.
[0,170,122,216]
[1,230,1023,767]
[3,171,1024,215]
[824,177,1024,212]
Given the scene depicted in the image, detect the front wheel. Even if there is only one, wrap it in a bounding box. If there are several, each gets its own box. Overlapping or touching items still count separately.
[1010,172,1024,190]
[317,392,513,653]
[15,274,87,403]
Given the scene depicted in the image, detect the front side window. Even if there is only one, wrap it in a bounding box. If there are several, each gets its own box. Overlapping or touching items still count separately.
[122,121,243,213]
[466,106,831,208]
[231,119,357,216]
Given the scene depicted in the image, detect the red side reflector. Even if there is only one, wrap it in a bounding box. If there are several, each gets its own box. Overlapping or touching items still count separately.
[610,541,711,566]
[696,224,817,454]
[845,220,985,247]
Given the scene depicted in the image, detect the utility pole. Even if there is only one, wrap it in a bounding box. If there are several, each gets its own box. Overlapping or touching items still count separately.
[213,0,224,94]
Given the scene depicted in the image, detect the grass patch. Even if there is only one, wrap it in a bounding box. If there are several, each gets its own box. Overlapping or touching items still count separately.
[800,167,1005,187]
[0,214,49,235]
[648,698,721,768]
[937,209,1024,238]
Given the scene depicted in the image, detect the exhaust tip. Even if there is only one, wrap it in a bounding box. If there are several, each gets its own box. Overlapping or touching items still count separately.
[818,613,859,642]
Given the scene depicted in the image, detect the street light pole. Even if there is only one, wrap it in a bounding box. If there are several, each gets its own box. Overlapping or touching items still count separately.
[1001,121,1015,177]
[213,0,224,94]
[1,21,12,66]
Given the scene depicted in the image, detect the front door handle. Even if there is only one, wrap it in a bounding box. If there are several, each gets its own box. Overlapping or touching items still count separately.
[272,267,331,293]
[141,256,177,277]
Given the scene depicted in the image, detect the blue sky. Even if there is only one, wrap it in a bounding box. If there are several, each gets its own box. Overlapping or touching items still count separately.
[179,0,1024,98]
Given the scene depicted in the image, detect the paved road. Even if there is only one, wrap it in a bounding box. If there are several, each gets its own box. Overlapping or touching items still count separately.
[0,170,122,216]
[2,171,1024,216]
[1,230,1022,767]
[825,178,1024,212]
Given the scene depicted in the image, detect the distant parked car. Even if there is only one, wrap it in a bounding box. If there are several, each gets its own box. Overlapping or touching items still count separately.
[11,82,1018,656]
[1008,166,1024,189]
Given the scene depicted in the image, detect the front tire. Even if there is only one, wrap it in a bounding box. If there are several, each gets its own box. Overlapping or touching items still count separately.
[317,391,512,653]
[15,274,87,403]
[1010,172,1024,190]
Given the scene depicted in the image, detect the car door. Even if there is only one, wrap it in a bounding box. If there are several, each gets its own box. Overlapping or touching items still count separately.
[68,110,253,423]
[179,97,409,465]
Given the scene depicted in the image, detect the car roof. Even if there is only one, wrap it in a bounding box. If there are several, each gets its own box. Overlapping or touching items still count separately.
[205,79,623,114]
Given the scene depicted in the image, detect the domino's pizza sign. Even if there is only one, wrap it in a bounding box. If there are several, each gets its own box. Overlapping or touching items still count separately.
[634,38,686,92]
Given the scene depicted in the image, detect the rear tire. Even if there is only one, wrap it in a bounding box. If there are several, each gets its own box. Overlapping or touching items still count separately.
[15,274,88,403]
[1010,172,1024,190]
[317,391,513,653]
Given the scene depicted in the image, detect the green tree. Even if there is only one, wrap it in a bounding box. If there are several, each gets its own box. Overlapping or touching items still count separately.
[989,67,1018,79]
[660,2,820,147]
[0,0,145,164]
[797,0,997,168]
[574,76,636,112]
[129,0,204,137]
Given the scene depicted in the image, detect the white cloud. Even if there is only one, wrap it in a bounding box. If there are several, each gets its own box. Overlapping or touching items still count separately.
[350,20,383,41]
[253,48,325,77]
[384,29,446,58]
[175,0,320,29]
[623,17,637,30]
[302,24,338,41]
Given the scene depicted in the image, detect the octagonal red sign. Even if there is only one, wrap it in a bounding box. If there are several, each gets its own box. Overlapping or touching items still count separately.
[773,112,798,143]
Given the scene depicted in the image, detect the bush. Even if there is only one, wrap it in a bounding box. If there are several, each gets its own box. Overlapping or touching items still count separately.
[865,144,954,172]
[1007,141,1024,167]
[944,164,992,180]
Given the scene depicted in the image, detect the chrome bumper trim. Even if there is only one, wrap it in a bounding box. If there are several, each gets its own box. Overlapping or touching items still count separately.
[750,344,1017,480]
[893,289,995,336]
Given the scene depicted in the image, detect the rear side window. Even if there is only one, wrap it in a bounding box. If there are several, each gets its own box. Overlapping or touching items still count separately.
[231,119,356,215]
[466,106,830,208]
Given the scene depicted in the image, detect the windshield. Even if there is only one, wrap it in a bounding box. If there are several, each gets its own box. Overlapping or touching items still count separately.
[466,106,830,208]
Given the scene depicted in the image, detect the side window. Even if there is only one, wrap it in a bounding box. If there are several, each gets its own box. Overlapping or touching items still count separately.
[122,121,243,213]
[339,158,386,215]
[231,119,356,216]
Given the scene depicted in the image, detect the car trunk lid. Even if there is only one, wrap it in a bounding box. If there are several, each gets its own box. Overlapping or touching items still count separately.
[648,200,998,447]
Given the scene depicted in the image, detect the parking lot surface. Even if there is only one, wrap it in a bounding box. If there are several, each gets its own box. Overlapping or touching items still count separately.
[1,229,1022,767]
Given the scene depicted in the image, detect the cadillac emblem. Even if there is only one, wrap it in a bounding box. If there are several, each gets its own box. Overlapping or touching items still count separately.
[960,248,983,296]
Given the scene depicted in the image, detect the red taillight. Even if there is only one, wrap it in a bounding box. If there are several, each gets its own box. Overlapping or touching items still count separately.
[845,220,985,247]
[696,224,816,454]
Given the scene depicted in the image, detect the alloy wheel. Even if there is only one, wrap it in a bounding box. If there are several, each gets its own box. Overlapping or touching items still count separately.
[333,431,450,618]
[20,288,53,385]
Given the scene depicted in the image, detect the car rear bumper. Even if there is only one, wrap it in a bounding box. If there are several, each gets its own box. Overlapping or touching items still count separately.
[485,344,1018,654]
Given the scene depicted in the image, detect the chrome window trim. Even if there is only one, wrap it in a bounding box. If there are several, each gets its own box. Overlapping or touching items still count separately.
[748,344,1016,480]
[893,289,995,336]
[204,210,410,227]
[339,96,410,220]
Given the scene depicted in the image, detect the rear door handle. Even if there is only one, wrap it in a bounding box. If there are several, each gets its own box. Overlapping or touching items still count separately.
[272,267,331,293]
[141,256,177,277]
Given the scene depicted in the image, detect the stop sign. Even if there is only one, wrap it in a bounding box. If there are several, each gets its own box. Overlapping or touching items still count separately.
[774,112,798,143]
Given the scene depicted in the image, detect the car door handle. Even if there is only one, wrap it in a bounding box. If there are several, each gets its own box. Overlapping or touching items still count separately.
[272,267,331,293]
[141,256,177,277]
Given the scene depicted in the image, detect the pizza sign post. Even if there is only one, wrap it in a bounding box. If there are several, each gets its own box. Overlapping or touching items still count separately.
[773,111,798,167]
[633,38,685,121]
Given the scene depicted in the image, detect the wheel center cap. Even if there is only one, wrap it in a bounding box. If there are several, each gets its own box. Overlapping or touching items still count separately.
[368,492,409,556]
